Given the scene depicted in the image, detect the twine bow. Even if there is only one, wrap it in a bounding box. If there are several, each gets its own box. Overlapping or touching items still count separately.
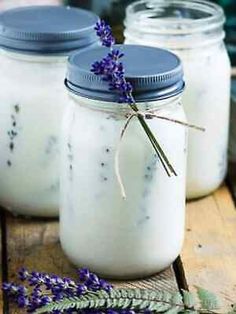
[115,109,205,199]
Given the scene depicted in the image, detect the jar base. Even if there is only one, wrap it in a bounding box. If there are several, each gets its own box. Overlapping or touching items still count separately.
[186,181,225,200]
[86,265,173,281]
[69,261,174,281]
[61,241,179,280]
[0,199,59,218]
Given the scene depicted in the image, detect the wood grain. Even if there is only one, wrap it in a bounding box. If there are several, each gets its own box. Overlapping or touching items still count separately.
[182,185,236,309]
[0,211,3,313]
[228,162,236,204]
[4,212,178,313]
[228,76,236,201]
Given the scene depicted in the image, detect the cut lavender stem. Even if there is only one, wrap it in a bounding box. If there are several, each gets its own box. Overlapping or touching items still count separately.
[91,20,177,180]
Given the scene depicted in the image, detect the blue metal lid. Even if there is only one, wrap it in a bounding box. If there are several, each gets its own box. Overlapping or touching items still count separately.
[0,6,99,54]
[65,45,184,102]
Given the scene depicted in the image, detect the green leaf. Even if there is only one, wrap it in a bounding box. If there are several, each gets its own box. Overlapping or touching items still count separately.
[163,291,172,302]
[35,288,190,314]
[150,302,172,312]
[165,306,182,314]
[182,290,196,308]
[172,292,183,305]
[196,287,220,310]
[107,298,115,308]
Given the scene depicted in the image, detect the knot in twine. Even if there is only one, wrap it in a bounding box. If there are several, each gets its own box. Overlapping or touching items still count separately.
[115,109,205,199]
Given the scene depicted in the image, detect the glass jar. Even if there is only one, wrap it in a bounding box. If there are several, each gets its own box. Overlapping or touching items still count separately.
[60,45,187,279]
[124,0,231,199]
[0,6,99,217]
[0,0,60,11]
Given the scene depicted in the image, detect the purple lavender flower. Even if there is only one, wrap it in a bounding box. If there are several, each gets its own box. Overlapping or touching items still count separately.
[99,279,113,292]
[2,282,28,297]
[18,267,30,281]
[107,310,119,314]
[78,268,113,292]
[95,20,115,48]
[92,20,135,105]
[78,267,90,281]
[76,283,88,295]
[3,282,29,310]
[28,271,46,287]
[17,294,29,308]
[3,267,113,313]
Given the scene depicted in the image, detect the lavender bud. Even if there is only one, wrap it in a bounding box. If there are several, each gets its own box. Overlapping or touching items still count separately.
[76,284,88,295]
[78,268,91,281]
[18,267,30,281]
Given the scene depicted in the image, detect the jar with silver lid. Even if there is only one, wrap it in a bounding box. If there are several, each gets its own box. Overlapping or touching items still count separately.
[125,0,231,199]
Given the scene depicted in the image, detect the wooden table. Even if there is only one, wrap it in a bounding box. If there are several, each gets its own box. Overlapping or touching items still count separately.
[0,183,236,313]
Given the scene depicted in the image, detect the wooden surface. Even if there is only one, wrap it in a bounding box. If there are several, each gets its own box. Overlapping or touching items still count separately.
[0,212,3,312]
[228,162,236,203]
[182,186,236,309]
[0,184,236,313]
[228,76,236,202]
[2,212,178,313]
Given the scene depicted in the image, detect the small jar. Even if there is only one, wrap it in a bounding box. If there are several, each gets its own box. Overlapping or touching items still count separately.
[124,0,231,199]
[0,6,99,217]
[60,45,187,279]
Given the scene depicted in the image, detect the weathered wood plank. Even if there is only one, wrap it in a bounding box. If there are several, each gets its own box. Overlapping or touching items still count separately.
[6,214,65,314]
[5,212,178,313]
[228,162,236,204]
[182,186,236,309]
[0,210,3,313]
[228,76,236,204]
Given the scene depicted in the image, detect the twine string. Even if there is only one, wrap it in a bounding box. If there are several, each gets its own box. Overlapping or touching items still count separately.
[115,109,205,199]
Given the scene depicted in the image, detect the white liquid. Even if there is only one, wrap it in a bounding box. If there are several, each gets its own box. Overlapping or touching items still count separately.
[125,35,231,199]
[60,94,187,279]
[181,45,230,198]
[0,51,68,216]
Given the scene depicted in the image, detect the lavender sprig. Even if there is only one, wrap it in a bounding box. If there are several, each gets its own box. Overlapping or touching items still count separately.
[3,267,112,313]
[3,268,227,314]
[94,20,115,48]
[92,20,177,181]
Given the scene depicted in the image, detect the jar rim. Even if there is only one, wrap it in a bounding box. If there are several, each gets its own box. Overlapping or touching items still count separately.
[125,0,225,35]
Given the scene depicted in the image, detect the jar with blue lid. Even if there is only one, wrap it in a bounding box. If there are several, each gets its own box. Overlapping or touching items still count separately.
[60,45,187,279]
[0,6,99,217]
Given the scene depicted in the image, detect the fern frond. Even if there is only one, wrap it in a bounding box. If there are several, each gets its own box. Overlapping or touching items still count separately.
[182,290,196,308]
[196,287,220,310]
[35,288,185,314]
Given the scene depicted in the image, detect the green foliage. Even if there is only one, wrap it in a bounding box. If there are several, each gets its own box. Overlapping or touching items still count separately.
[196,287,220,310]
[182,290,195,309]
[35,287,225,314]
[35,288,185,314]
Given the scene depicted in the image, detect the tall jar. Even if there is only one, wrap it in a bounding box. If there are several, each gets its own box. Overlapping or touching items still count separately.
[124,0,231,199]
[60,45,187,279]
[0,6,99,217]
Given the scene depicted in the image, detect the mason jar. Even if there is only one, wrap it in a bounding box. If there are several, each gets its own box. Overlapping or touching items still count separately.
[60,45,187,279]
[0,6,99,217]
[125,0,231,199]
